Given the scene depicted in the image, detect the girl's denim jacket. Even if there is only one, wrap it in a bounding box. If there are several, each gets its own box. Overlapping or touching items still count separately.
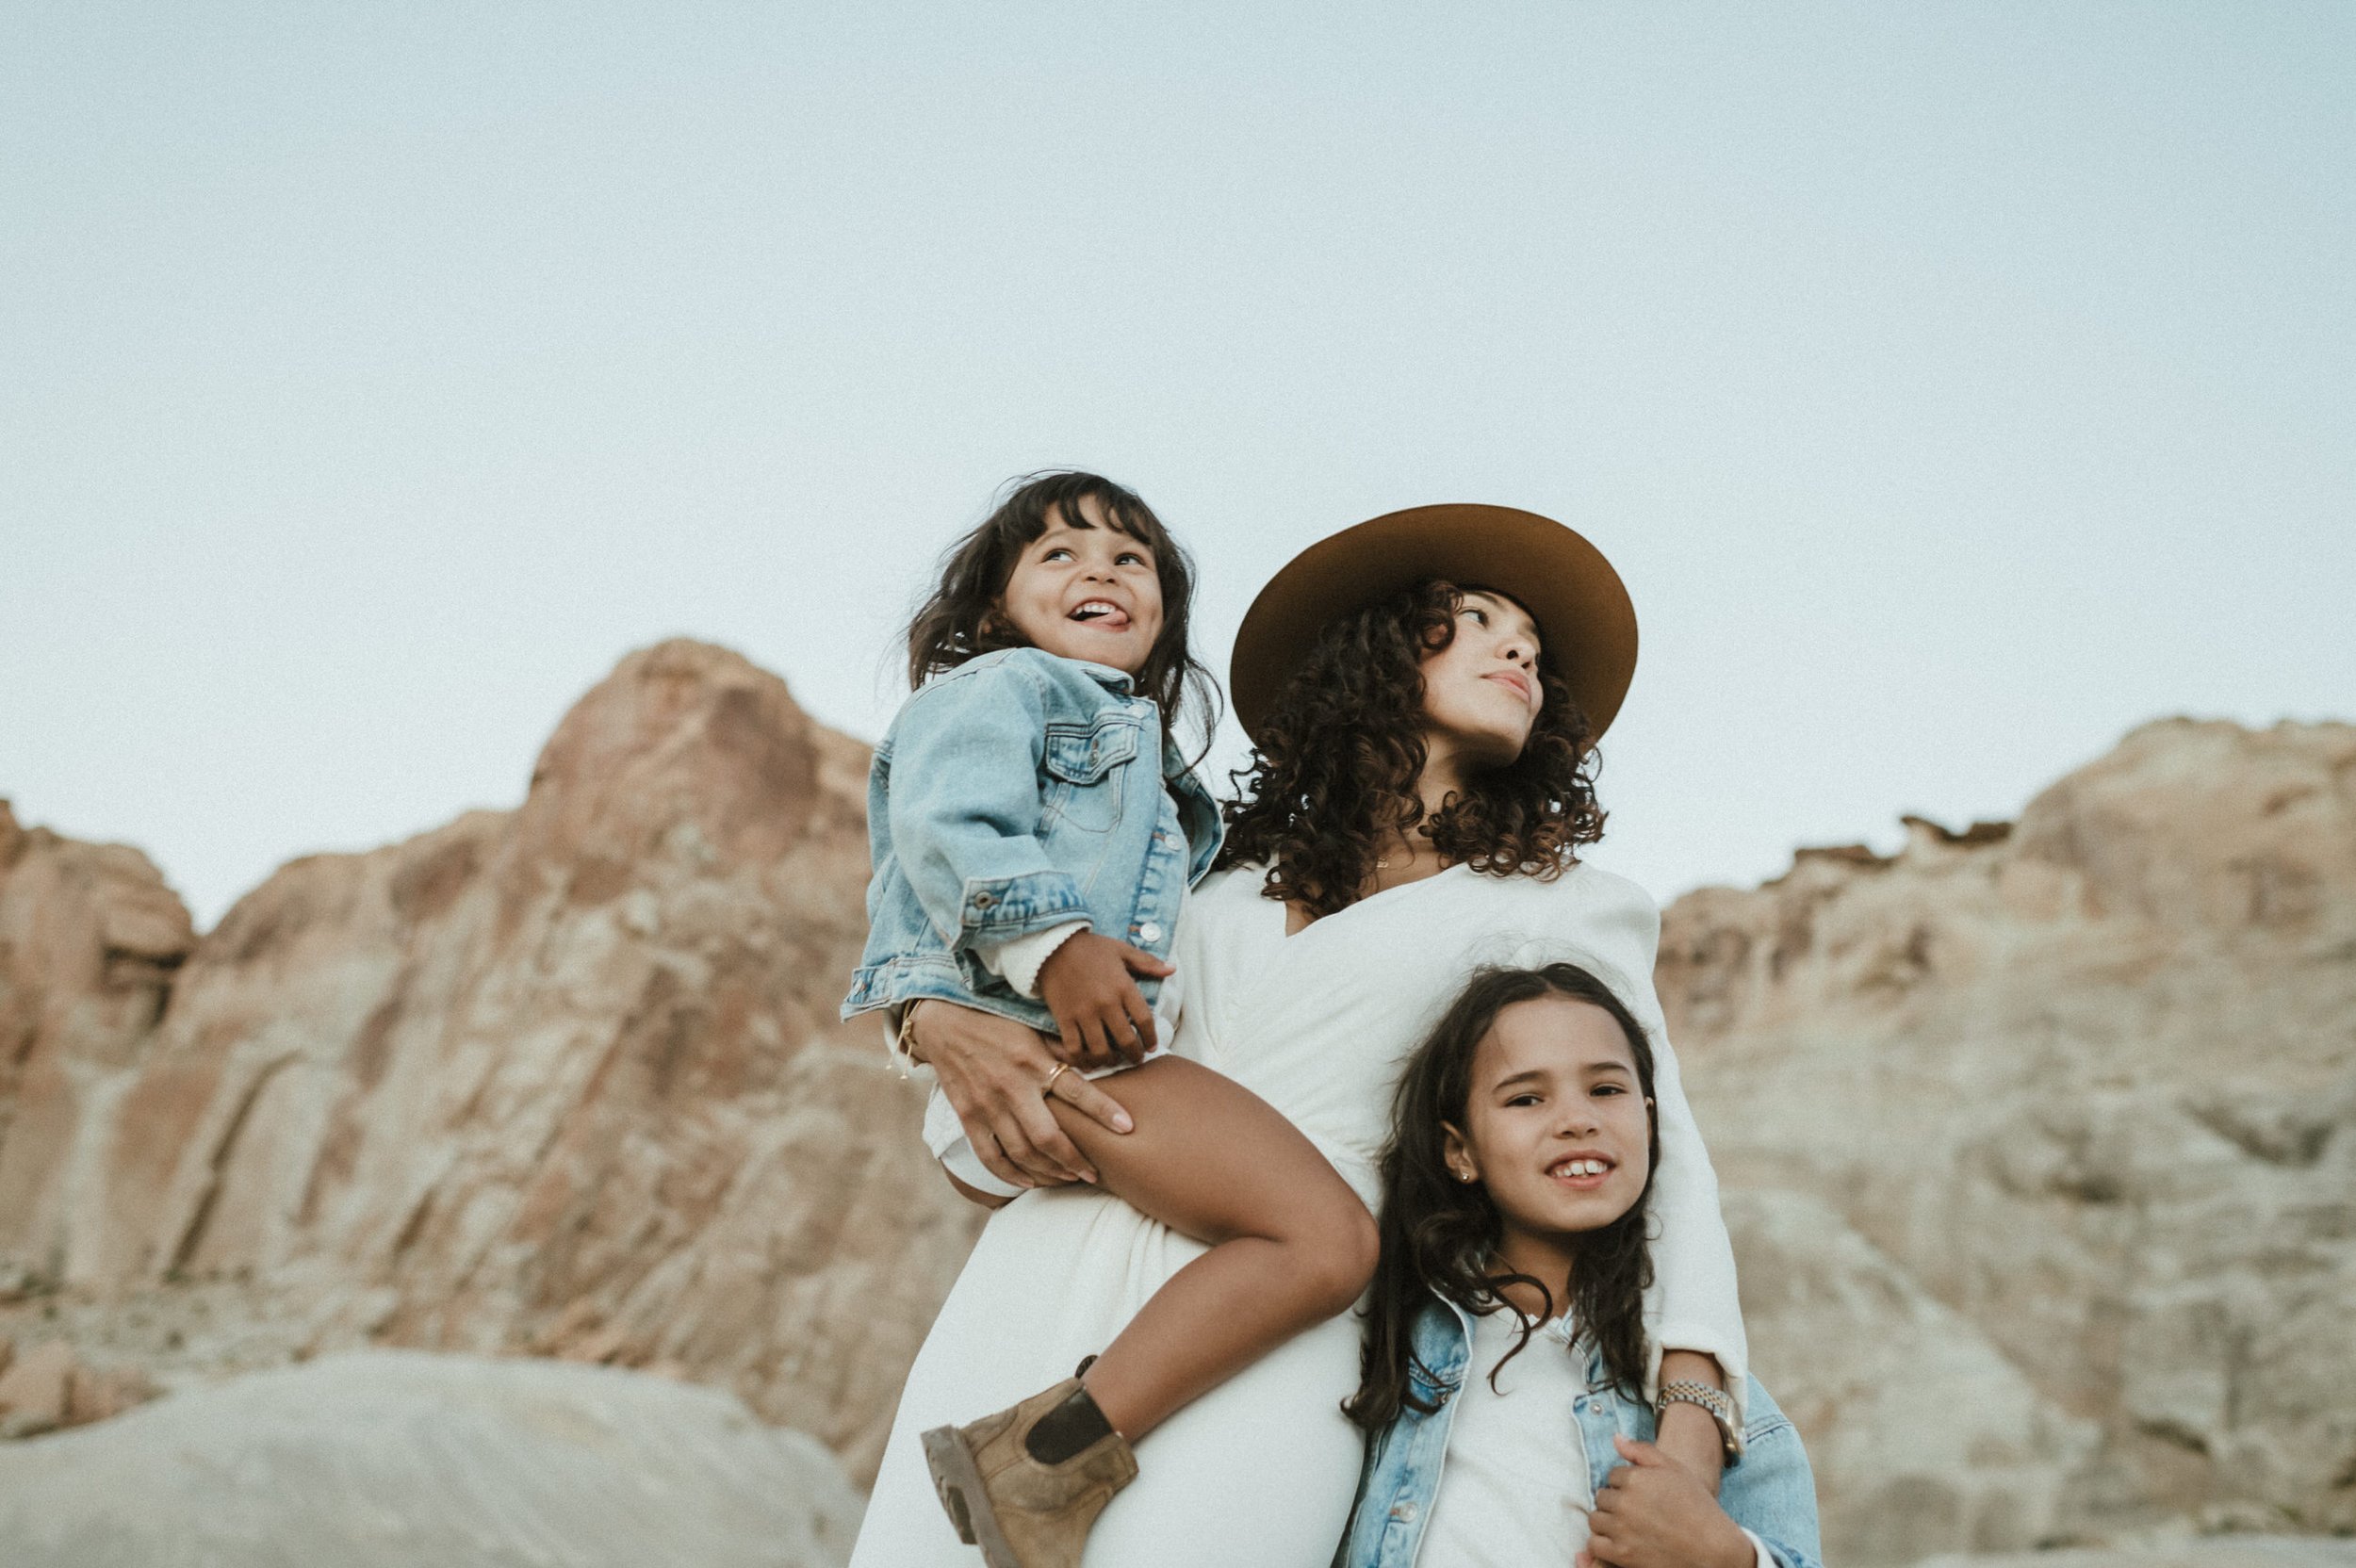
[842,647,1223,1035]
[1339,1294,1825,1568]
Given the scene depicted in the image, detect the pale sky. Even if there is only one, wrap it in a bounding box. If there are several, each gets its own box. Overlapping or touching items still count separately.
[5,3,2351,929]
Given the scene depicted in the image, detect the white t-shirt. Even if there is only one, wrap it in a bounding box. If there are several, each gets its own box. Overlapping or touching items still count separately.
[1418,1306,1595,1568]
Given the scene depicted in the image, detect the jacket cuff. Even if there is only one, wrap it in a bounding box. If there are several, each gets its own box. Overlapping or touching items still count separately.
[957,871,1089,943]
[973,921,1089,999]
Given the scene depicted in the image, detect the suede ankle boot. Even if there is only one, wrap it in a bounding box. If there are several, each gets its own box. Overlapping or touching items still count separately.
[920,1373,1137,1568]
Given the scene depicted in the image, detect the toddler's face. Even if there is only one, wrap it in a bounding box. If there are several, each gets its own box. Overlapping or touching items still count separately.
[1444,994,1651,1247]
[997,495,1166,677]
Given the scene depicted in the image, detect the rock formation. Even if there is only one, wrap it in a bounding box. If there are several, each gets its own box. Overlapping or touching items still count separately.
[5,643,2350,1567]
[1663,719,2356,1562]
[0,1350,862,1567]
[0,641,980,1479]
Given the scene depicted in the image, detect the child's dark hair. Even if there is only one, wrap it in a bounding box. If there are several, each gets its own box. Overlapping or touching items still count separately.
[904,471,1219,759]
[1346,962,1661,1429]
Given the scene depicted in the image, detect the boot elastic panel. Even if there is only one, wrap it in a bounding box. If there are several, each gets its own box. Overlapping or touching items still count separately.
[1024,1382,1115,1465]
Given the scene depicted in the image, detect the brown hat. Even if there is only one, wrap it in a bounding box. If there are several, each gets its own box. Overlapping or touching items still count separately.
[1229,503,1639,745]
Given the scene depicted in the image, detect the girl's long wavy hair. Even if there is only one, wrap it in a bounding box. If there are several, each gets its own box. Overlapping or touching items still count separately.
[1215,580,1604,915]
[904,471,1219,760]
[1345,963,1661,1429]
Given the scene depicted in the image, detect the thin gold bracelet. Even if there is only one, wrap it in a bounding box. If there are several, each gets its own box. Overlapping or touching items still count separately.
[895,1000,930,1065]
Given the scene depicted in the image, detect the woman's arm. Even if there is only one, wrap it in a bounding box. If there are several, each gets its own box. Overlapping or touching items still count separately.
[1656,1349,1730,1492]
[1547,875,1750,1425]
[1643,1002,1750,1420]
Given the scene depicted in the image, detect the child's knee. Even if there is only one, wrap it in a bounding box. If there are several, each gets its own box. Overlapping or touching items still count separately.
[1295,1197,1380,1317]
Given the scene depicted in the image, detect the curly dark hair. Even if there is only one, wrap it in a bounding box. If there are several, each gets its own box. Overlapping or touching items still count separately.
[904,471,1219,759]
[1215,580,1605,914]
[1345,962,1661,1429]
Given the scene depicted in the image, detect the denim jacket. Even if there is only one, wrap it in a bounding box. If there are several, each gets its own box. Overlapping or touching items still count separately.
[842,646,1224,1035]
[1338,1294,1824,1568]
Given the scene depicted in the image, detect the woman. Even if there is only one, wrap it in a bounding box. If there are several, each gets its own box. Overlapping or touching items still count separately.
[851,504,1747,1567]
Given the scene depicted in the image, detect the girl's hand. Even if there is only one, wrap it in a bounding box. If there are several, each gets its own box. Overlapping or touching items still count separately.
[907,1001,1134,1189]
[1036,934,1173,1068]
[1581,1435,1759,1568]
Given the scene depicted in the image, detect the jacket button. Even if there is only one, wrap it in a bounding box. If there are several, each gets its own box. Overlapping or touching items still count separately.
[1389,1500,1418,1524]
[973,893,994,909]
[1137,921,1163,943]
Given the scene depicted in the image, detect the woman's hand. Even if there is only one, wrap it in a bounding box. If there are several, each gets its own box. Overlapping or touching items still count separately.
[906,1000,1135,1190]
[1580,1435,1759,1568]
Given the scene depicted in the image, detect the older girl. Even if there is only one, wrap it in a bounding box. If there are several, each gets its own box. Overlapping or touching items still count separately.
[1341,962,1824,1568]
[853,505,1749,1567]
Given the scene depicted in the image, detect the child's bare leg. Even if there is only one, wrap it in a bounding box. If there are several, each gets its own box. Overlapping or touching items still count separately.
[1046,1055,1377,1442]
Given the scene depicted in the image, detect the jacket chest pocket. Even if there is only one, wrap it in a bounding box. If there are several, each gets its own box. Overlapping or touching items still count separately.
[1041,719,1141,835]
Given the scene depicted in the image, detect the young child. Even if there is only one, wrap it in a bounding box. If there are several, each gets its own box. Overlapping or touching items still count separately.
[1340,963,1825,1568]
[843,471,1379,1568]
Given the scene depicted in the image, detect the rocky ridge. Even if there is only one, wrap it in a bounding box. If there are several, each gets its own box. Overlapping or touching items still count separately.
[1663,718,2356,1562]
[0,640,979,1480]
[2,645,2350,1566]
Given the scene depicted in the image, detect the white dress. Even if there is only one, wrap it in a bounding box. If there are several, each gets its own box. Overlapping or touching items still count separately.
[848,860,1747,1568]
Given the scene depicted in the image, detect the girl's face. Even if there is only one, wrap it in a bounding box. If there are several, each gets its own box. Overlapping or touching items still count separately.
[996,494,1166,677]
[1443,994,1651,1263]
[1417,590,1544,774]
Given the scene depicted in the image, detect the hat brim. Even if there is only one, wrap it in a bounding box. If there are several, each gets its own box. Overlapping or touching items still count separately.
[1229,503,1638,746]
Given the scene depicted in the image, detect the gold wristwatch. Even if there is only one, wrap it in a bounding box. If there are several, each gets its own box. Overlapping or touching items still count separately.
[1656,1378,1744,1466]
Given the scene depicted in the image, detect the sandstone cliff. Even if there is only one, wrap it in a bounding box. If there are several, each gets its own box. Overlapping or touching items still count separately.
[4,647,2350,1567]
[0,641,980,1480]
[1663,719,2356,1562]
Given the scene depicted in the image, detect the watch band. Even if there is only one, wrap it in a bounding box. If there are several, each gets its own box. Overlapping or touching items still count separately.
[1657,1379,1745,1465]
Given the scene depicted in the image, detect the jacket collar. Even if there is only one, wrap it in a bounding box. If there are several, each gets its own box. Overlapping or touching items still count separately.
[1067,657,1137,694]
[1415,1290,1607,1390]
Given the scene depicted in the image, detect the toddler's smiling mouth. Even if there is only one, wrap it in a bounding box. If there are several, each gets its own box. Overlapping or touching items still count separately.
[1069,599,1132,629]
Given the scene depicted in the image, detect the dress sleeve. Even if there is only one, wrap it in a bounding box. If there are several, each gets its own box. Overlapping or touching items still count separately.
[1512,871,1749,1421]
[1618,886,1750,1421]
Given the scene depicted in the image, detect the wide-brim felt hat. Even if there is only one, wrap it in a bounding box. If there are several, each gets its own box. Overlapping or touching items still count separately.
[1229,503,1639,746]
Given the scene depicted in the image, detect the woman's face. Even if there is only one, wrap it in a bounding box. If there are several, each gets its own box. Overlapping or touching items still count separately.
[1418,589,1544,774]
[1443,994,1652,1260]
[996,494,1166,677]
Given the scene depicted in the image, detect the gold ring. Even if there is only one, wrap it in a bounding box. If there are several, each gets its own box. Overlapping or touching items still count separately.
[1041,1062,1073,1099]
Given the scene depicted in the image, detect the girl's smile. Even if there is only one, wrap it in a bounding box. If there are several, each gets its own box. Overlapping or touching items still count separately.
[1444,992,1654,1288]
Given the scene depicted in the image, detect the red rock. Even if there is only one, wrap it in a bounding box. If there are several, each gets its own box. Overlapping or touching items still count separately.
[0,642,977,1480]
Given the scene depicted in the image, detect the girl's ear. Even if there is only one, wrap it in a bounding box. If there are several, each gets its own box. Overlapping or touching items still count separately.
[1440,1121,1480,1184]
